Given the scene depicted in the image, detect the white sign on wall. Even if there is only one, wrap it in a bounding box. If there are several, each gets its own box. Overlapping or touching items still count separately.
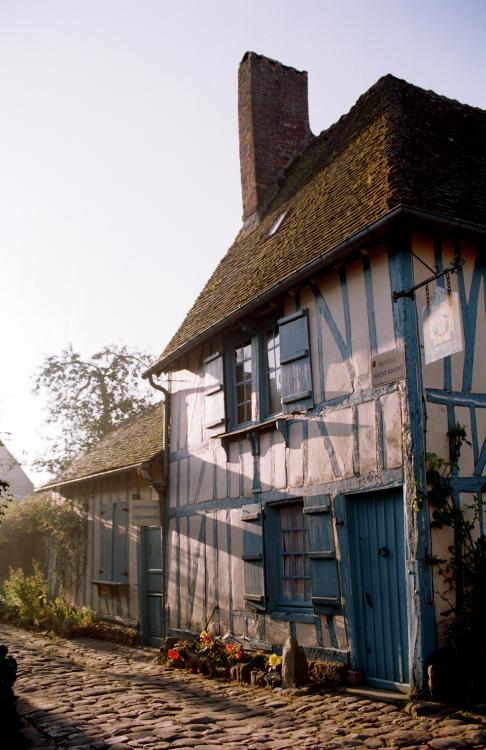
[422,287,463,365]
[371,347,406,387]
[130,500,161,526]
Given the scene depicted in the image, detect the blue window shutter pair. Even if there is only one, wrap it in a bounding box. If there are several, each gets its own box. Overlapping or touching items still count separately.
[303,495,341,612]
[99,501,129,582]
[242,504,266,611]
[203,352,226,428]
[278,308,314,413]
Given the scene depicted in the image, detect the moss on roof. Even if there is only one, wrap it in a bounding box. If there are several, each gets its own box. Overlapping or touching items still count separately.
[153,74,486,371]
[48,402,164,486]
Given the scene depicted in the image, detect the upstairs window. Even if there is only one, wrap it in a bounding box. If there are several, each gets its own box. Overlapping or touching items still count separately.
[217,307,314,432]
[234,338,253,425]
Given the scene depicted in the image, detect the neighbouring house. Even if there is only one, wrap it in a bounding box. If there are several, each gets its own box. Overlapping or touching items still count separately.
[141,52,486,693]
[42,402,167,646]
[0,440,34,500]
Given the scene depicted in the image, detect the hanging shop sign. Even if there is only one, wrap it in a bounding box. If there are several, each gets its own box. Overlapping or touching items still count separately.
[422,286,463,365]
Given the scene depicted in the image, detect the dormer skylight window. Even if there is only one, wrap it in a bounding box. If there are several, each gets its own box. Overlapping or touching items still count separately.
[268,210,288,237]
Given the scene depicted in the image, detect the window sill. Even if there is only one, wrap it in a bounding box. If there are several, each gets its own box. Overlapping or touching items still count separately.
[270,608,317,624]
[92,579,129,592]
[212,415,290,460]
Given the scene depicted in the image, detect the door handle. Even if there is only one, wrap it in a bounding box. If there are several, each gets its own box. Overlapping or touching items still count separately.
[379,546,390,558]
[365,592,372,608]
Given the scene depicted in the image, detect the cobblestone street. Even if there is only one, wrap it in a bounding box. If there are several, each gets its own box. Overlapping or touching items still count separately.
[2,623,486,750]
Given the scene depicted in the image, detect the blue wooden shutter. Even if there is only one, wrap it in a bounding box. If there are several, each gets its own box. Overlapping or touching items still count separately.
[203,352,226,429]
[242,504,266,611]
[99,500,112,581]
[303,495,341,613]
[278,309,314,413]
[112,502,129,582]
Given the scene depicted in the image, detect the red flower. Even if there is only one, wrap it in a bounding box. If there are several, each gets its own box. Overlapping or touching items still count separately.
[167,648,180,661]
[235,649,243,661]
[225,644,235,653]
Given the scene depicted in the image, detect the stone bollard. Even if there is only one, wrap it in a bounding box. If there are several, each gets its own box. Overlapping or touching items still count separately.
[281,637,309,688]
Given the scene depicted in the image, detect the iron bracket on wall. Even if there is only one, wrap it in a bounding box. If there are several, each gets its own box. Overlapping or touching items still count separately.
[392,254,465,303]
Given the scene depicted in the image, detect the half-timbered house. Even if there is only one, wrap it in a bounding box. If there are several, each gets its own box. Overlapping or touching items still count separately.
[44,402,166,646]
[143,53,486,693]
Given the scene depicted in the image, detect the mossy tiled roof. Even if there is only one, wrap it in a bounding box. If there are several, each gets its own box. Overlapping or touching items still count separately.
[153,74,486,372]
[47,402,164,487]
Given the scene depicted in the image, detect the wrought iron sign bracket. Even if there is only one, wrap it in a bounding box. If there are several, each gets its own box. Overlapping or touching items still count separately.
[392,254,465,303]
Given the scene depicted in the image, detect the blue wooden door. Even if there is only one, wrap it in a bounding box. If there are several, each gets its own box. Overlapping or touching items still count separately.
[347,488,409,690]
[141,526,163,646]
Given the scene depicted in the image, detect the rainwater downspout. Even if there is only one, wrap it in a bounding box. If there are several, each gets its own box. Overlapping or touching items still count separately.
[144,374,171,640]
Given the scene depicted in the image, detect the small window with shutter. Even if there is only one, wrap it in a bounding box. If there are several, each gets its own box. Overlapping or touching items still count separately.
[278,308,314,413]
[264,496,341,618]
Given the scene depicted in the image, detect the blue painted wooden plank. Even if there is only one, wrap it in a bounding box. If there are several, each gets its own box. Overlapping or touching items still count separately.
[316,419,341,478]
[458,251,484,393]
[242,504,266,611]
[278,308,314,412]
[175,516,181,630]
[187,514,207,625]
[333,493,358,668]
[388,234,437,688]
[426,389,486,407]
[375,399,385,471]
[194,458,206,502]
[315,615,324,647]
[474,440,486,477]
[363,254,378,356]
[226,509,234,635]
[311,281,355,384]
[470,407,479,469]
[449,477,486,492]
[327,615,338,649]
[352,405,359,475]
[425,388,486,408]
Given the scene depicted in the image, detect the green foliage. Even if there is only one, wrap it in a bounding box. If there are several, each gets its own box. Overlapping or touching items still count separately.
[45,596,95,634]
[0,493,85,582]
[0,480,12,524]
[33,342,156,475]
[0,565,96,636]
[0,564,47,627]
[426,424,486,640]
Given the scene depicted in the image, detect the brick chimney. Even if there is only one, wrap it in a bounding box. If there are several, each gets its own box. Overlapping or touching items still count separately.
[238,52,310,226]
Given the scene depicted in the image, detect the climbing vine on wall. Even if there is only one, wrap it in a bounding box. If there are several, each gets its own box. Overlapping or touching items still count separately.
[426,424,486,641]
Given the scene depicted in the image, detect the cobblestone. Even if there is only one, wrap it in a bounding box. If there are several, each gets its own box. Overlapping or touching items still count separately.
[2,623,486,749]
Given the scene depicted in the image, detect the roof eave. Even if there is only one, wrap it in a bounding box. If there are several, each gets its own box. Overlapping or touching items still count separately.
[37,449,165,492]
[143,205,486,377]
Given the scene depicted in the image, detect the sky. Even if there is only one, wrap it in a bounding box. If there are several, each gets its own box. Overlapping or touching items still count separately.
[1,0,486,486]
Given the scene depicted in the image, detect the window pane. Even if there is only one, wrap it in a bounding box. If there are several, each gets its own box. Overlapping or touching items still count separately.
[279,504,311,604]
[234,339,252,425]
[266,326,282,415]
[294,578,304,600]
